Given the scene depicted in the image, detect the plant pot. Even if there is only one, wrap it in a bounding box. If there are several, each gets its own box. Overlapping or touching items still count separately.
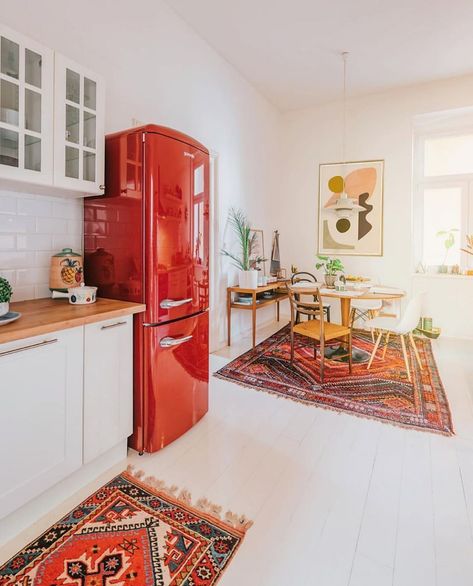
[324,274,337,288]
[0,302,9,317]
[239,270,258,289]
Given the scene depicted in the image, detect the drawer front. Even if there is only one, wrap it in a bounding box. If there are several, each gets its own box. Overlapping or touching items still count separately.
[0,327,83,519]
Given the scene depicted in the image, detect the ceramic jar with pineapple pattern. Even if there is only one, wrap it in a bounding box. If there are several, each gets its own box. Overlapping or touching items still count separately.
[49,248,84,292]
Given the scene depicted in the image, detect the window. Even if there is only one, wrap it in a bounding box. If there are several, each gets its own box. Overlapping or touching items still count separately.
[415,129,473,270]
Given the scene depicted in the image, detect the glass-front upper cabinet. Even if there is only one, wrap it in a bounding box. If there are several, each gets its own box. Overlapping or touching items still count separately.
[0,25,53,184]
[54,53,104,195]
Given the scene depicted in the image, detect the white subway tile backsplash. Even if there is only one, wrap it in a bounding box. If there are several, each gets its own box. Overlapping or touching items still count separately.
[35,251,53,268]
[0,191,83,301]
[52,235,83,252]
[35,284,52,299]
[36,217,68,235]
[18,197,53,217]
[11,285,36,302]
[52,200,81,220]
[0,251,33,269]
[17,233,52,251]
[0,194,17,214]
[0,234,16,250]
[16,268,50,286]
[0,214,36,233]
[0,269,17,284]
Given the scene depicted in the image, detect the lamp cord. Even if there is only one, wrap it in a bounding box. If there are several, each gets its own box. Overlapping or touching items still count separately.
[342,51,348,165]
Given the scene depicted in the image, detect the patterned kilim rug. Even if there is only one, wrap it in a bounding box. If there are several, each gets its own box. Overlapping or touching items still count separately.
[215,325,453,436]
[0,469,251,585]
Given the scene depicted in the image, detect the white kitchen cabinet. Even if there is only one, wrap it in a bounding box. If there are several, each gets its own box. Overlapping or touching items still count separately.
[0,24,54,185]
[0,327,83,519]
[83,315,133,464]
[53,53,105,195]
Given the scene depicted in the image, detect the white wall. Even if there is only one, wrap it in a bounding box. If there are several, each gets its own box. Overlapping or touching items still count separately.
[280,74,473,336]
[0,0,282,346]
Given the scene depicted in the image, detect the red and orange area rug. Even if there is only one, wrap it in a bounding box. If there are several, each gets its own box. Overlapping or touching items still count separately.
[0,470,251,585]
[215,326,453,436]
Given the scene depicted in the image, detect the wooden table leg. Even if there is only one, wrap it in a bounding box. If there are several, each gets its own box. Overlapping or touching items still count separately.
[277,300,280,321]
[227,289,231,346]
[252,291,257,348]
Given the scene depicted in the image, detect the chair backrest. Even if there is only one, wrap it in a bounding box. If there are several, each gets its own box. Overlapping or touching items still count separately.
[397,293,425,334]
[291,271,318,284]
[287,285,325,333]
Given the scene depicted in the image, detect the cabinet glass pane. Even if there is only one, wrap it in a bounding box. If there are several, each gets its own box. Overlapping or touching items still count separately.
[0,128,19,167]
[83,111,96,148]
[66,69,80,103]
[65,146,79,178]
[65,105,79,143]
[24,135,41,171]
[25,89,41,132]
[0,79,19,126]
[1,37,19,79]
[25,49,42,88]
[84,77,96,110]
[83,151,95,182]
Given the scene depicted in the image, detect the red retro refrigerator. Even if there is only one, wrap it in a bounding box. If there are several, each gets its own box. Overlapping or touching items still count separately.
[84,125,210,453]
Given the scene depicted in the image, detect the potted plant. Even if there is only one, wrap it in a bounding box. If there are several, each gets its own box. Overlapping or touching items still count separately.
[436,228,458,273]
[221,208,265,288]
[0,277,13,317]
[316,255,344,287]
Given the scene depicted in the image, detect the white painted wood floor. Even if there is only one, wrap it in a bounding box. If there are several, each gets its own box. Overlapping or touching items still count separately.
[2,317,473,585]
[129,318,473,586]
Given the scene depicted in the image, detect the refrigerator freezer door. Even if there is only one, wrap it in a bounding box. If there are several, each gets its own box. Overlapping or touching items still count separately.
[138,310,209,453]
[144,133,209,324]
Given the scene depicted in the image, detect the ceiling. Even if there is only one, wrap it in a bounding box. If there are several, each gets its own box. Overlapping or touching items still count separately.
[164,0,473,111]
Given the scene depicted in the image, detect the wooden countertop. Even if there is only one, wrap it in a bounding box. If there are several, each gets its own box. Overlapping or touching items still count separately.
[0,297,146,345]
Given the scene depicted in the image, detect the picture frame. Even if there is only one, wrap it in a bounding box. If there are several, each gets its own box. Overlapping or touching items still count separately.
[249,229,266,274]
[318,160,384,256]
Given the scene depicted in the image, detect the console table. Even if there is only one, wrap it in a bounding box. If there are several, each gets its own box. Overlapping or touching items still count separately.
[227,280,289,348]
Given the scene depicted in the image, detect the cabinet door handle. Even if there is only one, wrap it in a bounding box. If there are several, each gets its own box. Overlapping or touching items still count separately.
[101,321,127,330]
[159,335,193,348]
[0,338,58,358]
[160,298,192,309]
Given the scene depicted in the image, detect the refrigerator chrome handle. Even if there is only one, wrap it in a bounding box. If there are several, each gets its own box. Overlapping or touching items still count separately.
[159,335,193,348]
[160,298,193,309]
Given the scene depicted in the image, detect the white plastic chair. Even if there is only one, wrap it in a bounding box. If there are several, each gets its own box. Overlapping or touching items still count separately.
[365,293,425,382]
[350,278,382,340]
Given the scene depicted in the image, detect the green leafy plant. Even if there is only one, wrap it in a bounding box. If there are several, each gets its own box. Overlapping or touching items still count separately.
[221,208,265,271]
[0,277,13,303]
[436,228,458,266]
[316,255,344,276]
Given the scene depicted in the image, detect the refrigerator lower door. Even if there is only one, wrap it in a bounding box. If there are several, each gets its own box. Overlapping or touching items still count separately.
[140,310,209,453]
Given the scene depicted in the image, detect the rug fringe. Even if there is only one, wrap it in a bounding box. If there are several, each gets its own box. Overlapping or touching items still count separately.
[126,465,254,532]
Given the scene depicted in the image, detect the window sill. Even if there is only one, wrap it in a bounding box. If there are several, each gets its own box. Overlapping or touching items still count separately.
[412,273,473,280]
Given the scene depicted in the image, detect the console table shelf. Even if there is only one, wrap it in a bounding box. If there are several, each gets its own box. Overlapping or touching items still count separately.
[227,280,289,348]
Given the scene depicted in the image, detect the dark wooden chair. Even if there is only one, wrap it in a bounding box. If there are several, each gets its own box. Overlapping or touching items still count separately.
[287,285,352,382]
[291,272,331,322]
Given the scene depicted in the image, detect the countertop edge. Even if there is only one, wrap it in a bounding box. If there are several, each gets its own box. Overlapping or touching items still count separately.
[0,299,146,346]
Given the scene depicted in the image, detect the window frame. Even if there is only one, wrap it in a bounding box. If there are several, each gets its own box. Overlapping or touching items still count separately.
[413,129,473,270]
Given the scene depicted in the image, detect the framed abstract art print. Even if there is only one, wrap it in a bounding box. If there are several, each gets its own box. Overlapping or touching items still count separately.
[318,160,384,256]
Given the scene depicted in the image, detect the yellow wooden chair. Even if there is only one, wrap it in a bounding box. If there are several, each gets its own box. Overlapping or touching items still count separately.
[287,285,353,382]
